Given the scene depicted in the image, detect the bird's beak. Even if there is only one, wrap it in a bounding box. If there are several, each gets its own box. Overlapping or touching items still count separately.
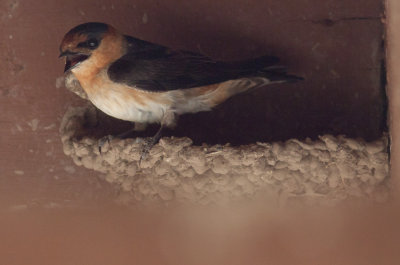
[59,51,89,73]
[58,51,70,58]
[59,50,74,72]
[64,58,72,73]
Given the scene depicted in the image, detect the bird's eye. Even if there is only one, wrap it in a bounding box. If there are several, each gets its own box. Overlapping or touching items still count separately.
[77,39,99,49]
[87,39,98,49]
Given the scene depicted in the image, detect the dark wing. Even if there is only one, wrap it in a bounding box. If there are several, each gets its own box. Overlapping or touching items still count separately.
[108,35,283,92]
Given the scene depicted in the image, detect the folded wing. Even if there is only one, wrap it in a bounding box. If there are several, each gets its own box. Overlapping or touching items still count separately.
[108,35,299,92]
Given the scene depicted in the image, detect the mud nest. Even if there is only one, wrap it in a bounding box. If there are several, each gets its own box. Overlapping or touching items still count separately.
[60,103,389,205]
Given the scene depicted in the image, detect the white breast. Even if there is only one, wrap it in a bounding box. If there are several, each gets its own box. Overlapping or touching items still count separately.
[88,87,168,124]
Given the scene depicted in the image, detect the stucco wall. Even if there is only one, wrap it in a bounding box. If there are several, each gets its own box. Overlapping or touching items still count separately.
[387,0,400,197]
[0,0,386,209]
[0,0,394,264]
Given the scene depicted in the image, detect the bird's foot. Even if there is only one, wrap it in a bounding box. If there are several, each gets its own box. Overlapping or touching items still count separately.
[139,122,164,165]
[97,126,139,154]
[98,135,114,153]
[139,136,160,165]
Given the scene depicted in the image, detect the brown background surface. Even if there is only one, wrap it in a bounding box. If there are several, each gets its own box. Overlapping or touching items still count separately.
[0,0,385,209]
[1,1,395,264]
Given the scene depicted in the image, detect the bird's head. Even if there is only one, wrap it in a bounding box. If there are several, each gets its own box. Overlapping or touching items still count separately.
[59,22,124,73]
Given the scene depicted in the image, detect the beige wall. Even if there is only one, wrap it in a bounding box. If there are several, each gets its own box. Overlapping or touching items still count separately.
[0,0,385,209]
[0,0,395,264]
[387,0,400,196]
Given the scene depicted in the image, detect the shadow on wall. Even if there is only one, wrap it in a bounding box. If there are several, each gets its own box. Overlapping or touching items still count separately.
[60,0,386,146]
[81,81,386,146]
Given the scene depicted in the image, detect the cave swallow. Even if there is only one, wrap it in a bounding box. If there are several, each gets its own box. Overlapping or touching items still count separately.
[59,22,302,154]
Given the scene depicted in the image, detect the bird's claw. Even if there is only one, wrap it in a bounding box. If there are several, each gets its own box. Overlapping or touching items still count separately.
[98,135,114,153]
[139,137,158,165]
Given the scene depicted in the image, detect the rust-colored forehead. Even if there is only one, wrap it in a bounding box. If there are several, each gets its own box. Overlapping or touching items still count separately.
[60,33,88,51]
[59,22,110,51]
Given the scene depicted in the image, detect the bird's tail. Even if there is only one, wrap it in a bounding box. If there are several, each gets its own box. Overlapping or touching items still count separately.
[172,56,303,114]
[210,67,303,106]
[205,56,302,102]
[223,55,303,82]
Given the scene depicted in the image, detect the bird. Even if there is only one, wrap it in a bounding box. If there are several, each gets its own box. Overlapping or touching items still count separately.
[59,22,302,156]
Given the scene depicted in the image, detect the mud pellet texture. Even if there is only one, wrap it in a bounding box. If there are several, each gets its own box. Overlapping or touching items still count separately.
[60,106,390,206]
